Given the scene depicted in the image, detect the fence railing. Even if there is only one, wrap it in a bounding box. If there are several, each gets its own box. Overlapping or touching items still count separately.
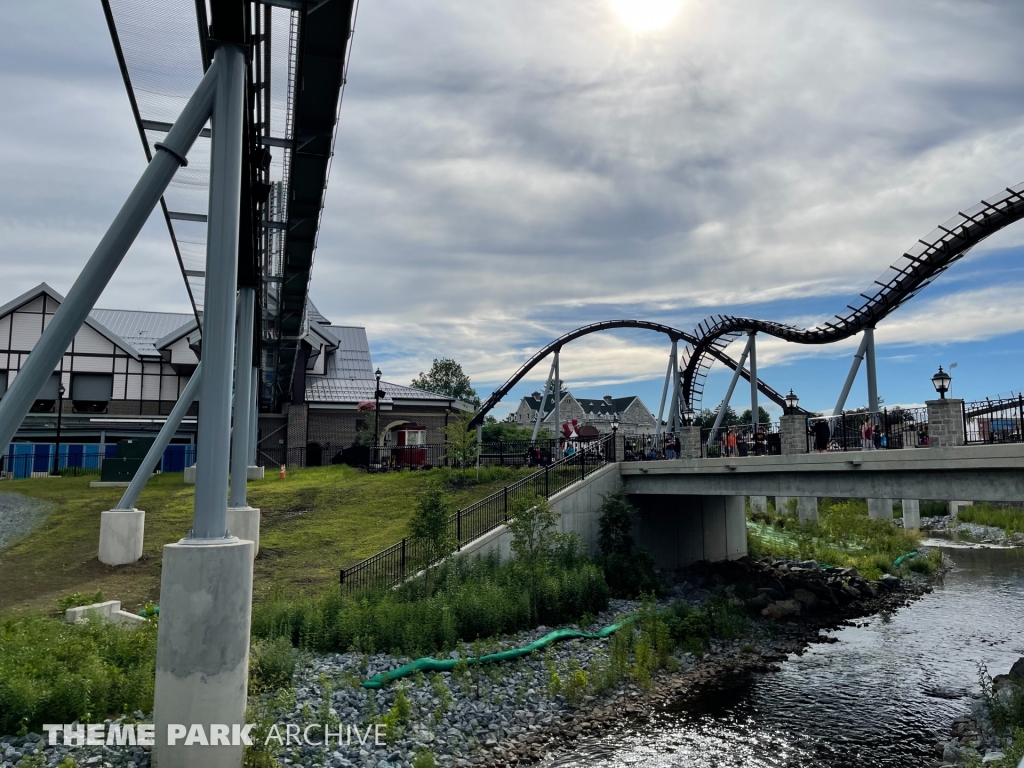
[700,423,782,458]
[806,408,930,452]
[622,432,683,461]
[964,395,1024,445]
[338,435,614,592]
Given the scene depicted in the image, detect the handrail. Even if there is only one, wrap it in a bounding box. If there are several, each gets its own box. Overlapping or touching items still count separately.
[338,434,614,592]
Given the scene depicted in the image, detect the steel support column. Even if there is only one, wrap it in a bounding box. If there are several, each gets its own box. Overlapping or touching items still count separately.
[655,340,675,441]
[116,363,202,511]
[553,349,561,451]
[249,367,259,465]
[531,357,557,443]
[191,43,246,540]
[709,334,753,440]
[865,327,879,413]
[229,287,256,509]
[748,331,759,431]
[832,333,870,416]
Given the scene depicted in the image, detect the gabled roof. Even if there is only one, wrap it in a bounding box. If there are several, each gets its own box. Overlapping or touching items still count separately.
[0,283,144,360]
[90,308,194,357]
[577,396,640,416]
[522,391,573,413]
[155,318,200,350]
[305,378,459,405]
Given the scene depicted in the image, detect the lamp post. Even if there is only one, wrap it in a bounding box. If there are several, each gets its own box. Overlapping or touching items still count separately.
[374,367,383,448]
[784,389,800,416]
[611,412,619,462]
[52,383,65,476]
[931,366,951,400]
[681,404,694,427]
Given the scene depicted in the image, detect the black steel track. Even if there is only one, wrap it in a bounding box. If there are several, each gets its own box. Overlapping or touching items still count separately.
[468,319,801,428]
[681,182,1024,411]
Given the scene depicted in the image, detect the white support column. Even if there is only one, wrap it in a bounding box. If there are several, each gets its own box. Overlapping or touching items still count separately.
[798,497,819,524]
[553,349,561,453]
[901,499,921,531]
[749,496,767,515]
[709,334,752,440]
[655,341,675,441]
[153,44,254,768]
[247,366,262,478]
[531,358,556,442]
[865,327,879,414]
[748,330,758,431]
[833,333,869,416]
[868,498,894,520]
[228,287,260,553]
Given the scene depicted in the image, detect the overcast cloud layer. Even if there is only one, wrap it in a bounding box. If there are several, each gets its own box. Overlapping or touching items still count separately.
[3,1,1024,417]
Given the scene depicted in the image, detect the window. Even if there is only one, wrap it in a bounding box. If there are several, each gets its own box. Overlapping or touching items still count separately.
[72,373,113,414]
[31,372,61,413]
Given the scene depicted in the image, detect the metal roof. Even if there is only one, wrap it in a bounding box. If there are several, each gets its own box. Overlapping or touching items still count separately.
[319,325,375,379]
[89,308,194,357]
[305,379,455,405]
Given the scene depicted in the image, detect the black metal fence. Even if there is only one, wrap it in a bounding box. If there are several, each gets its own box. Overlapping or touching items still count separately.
[964,395,1024,445]
[806,408,930,452]
[700,423,782,458]
[622,432,682,461]
[338,435,614,592]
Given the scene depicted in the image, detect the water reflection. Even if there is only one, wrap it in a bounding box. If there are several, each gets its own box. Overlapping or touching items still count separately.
[543,542,1024,768]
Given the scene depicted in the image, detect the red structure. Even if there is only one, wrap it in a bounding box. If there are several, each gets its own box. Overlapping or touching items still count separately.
[392,424,428,468]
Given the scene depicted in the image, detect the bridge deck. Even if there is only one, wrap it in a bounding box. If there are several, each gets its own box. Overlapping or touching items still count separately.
[621,444,1024,502]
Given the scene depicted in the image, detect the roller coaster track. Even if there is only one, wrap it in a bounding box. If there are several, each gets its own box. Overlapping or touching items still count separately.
[682,182,1024,412]
[469,319,803,429]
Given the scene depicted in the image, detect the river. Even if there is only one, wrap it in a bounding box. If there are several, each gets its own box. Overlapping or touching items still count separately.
[541,538,1024,768]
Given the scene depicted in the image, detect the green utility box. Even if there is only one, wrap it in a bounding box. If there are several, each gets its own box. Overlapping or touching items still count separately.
[100,438,155,482]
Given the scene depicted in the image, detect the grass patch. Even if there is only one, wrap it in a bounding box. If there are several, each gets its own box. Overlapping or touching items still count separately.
[0,465,533,617]
[252,549,609,657]
[0,614,157,734]
[747,498,934,580]
[958,503,1024,536]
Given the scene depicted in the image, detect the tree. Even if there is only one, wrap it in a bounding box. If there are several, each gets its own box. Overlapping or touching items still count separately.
[507,493,561,566]
[408,486,455,594]
[738,406,772,425]
[443,410,479,478]
[481,421,552,442]
[352,403,377,447]
[595,488,660,598]
[411,358,480,407]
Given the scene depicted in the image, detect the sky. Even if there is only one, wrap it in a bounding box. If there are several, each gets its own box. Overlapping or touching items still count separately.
[3,1,1024,421]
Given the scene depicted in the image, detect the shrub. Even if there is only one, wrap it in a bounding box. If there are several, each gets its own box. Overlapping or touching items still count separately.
[55,592,105,613]
[248,636,297,694]
[595,489,661,598]
[0,615,157,735]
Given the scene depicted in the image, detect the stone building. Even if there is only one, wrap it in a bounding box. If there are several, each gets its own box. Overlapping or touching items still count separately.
[512,390,656,436]
[262,304,472,467]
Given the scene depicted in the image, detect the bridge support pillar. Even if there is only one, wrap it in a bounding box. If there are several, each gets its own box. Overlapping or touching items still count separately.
[749,495,767,516]
[868,497,894,520]
[629,494,747,570]
[901,499,920,531]
[798,497,818,524]
[949,500,973,518]
[679,426,702,459]
[780,414,807,455]
[775,496,794,515]
[926,398,965,448]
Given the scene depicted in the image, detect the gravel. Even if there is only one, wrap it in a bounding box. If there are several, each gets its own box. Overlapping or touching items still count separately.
[919,514,1024,546]
[0,491,51,552]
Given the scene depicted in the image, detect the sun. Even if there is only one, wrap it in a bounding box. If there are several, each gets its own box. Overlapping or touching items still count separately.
[608,0,683,32]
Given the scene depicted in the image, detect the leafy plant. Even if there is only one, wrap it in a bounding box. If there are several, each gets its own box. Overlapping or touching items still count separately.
[56,592,104,613]
[248,636,297,694]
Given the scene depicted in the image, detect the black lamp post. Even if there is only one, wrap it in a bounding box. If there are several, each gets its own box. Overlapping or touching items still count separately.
[681,404,695,427]
[374,368,383,446]
[784,389,800,415]
[53,383,65,475]
[931,366,951,400]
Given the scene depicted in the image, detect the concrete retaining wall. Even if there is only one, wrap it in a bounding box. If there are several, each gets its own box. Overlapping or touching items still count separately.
[627,493,748,570]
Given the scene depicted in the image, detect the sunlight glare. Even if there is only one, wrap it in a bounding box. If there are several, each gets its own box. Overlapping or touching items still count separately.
[608,0,684,33]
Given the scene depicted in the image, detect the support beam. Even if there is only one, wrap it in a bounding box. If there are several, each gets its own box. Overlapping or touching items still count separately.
[669,347,681,432]
[655,341,675,441]
[553,349,560,454]
[709,334,753,441]
[248,367,259,465]
[833,333,870,416]
[865,327,879,413]
[531,357,556,443]
[0,58,220,455]
[901,499,920,531]
[229,288,255,509]
[748,330,758,431]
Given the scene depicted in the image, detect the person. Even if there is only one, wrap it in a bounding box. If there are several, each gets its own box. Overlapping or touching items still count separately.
[565,442,576,457]
[665,439,677,459]
[814,419,831,453]
[754,428,767,456]
[727,429,738,458]
[861,418,873,450]
[737,431,748,457]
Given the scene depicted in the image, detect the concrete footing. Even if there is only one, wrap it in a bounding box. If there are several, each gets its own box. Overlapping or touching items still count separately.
[901,499,921,531]
[184,465,196,485]
[749,495,767,515]
[153,538,254,768]
[246,465,264,480]
[868,497,894,520]
[775,496,794,514]
[798,497,819,524]
[949,500,973,518]
[65,599,146,627]
[98,509,145,565]
[227,506,261,555]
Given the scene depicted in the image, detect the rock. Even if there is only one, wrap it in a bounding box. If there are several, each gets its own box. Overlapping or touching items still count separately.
[791,589,817,608]
[942,740,962,763]
[757,587,784,602]
[762,599,801,619]
[982,752,1005,764]
[1009,656,1024,681]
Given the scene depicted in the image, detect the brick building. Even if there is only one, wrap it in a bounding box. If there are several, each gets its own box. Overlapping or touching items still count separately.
[261,304,472,467]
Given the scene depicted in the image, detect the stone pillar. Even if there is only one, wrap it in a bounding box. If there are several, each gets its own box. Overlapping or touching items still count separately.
[749,495,767,515]
[679,425,702,459]
[227,506,261,556]
[868,497,894,519]
[613,432,625,462]
[153,539,254,768]
[98,509,145,565]
[780,414,807,455]
[926,398,964,448]
[798,497,818,524]
[901,499,920,530]
[285,403,308,467]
